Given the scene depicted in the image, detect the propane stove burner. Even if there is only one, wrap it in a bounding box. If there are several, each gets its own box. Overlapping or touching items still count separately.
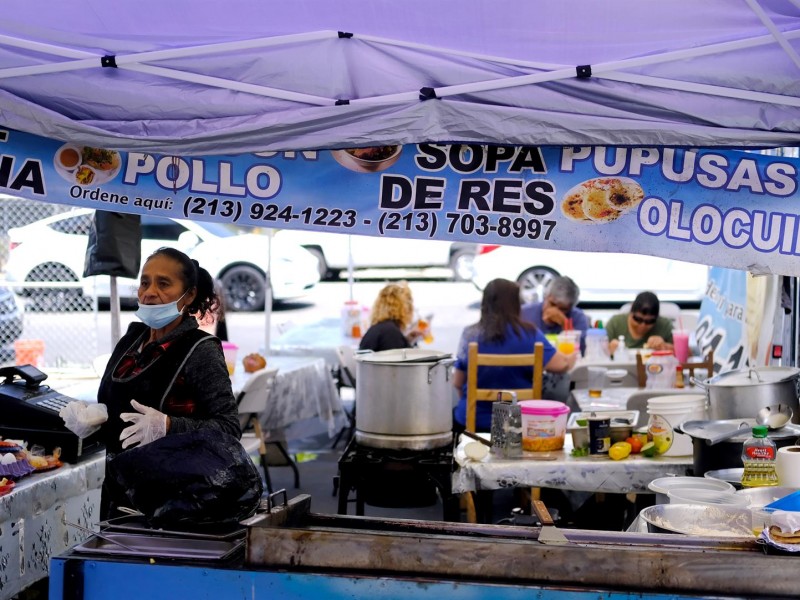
[337,440,459,521]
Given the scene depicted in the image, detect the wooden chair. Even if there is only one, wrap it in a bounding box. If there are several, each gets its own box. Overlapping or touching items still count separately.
[237,367,300,494]
[635,350,714,388]
[462,341,544,523]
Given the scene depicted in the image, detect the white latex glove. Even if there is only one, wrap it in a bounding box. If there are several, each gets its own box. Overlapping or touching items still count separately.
[120,400,168,450]
[59,400,108,439]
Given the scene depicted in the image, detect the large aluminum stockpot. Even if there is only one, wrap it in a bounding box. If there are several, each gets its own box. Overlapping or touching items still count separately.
[355,348,455,450]
[694,366,800,423]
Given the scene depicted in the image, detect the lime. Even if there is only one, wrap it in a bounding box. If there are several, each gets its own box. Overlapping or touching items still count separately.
[641,442,656,457]
[609,441,632,461]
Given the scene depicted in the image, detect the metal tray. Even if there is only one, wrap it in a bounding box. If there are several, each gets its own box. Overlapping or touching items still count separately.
[567,410,639,428]
[73,532,243,561]
[99,514,246,541]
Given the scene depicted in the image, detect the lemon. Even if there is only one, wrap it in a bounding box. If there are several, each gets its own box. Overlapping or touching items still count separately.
[641,442,656,457]
[609,441,632,461]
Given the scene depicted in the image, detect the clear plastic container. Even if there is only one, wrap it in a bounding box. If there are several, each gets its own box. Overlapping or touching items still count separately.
[741,425,779,488]
[667,487,748,507]
[645,350,679,389]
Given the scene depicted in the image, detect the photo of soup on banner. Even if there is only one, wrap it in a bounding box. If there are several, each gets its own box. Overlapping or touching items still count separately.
[561,177,645,224]
[54,144,122,187]
[331,146,402,173]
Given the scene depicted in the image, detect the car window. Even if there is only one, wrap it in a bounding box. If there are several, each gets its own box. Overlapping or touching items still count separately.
[48,214,92,236]
[140,215,188,241]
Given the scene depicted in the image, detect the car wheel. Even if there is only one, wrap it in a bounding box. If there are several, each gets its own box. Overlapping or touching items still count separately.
[220,265,266,312]
[517,267,559,305]
[449,249,475,282]
[24,263,90,312]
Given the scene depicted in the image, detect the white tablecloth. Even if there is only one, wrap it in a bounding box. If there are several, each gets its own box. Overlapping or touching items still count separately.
[269,317,357,369]
[231,354,344,441]
[0,454,103,600]
[452,435,691,495]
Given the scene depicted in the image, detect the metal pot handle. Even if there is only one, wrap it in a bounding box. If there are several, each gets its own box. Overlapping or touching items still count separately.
[429,357,456,383]
[689,376,708,390]
[749,368,763,383]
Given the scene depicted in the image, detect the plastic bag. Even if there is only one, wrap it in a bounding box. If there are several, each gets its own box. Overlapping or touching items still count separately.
[83,211,141,278]
[107,428,264,528]
[59,400,108,438]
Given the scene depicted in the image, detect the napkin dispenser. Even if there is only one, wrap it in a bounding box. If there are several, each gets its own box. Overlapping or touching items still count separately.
[490,390,522,458]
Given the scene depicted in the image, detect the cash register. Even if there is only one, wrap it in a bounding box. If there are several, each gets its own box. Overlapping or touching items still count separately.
[0,364,104,462]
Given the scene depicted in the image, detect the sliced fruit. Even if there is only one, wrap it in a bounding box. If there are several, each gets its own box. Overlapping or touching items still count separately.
[609,441,632,461]
[641,442,656,457]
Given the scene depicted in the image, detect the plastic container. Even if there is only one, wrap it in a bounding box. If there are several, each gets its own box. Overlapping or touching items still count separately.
[583,328,608,360]
[519,400,569,452]
[645,350,680,389]
[667,487,748,507]
[648,476,736,505]
[341,300,363,338]
[646,394,708,456]
[741,425,779,488]
[220,341,238,376]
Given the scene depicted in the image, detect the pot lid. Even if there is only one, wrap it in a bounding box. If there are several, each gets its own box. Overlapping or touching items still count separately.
[680,419,800,441]
[357,348,452,364]
[705,366,800,387]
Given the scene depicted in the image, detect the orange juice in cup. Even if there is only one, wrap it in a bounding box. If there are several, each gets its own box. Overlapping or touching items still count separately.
[418,315,434,344]
[556,331,579,355]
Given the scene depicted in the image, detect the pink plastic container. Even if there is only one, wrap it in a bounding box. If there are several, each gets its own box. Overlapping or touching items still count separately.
[519,400,570,452]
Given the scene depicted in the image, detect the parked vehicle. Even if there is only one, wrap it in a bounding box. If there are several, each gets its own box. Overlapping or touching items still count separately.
[274,230,476,281]
[5,209,320,311]
[470,244,709,304]
[0,285,24,362]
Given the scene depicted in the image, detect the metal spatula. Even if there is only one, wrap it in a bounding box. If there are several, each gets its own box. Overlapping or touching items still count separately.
[532,500,568,545]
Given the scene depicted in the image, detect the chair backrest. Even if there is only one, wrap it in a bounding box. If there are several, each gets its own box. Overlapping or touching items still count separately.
[237,367,279,429]
[336,345,358,388]
[465,341,544,433]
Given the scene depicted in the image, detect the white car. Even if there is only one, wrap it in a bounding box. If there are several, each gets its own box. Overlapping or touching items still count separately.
[5,209,320,311]
[274,230,476,281]
[471,244,709,304]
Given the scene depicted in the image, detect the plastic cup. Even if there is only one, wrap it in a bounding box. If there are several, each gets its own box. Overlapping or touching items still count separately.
[221,341,238,376]
[673,330,690,364]
[557,331,580,355]
[587,366,607,398]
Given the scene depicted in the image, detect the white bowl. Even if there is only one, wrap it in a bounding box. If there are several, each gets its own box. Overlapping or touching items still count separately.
[667,487,747,507]
[648,476,735,504]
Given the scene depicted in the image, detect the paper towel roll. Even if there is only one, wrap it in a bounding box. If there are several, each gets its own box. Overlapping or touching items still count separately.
[777,446,800,487]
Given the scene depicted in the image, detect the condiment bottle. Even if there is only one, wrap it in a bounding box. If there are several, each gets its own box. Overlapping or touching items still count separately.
[675,366,685,389]
[741,425,779,488]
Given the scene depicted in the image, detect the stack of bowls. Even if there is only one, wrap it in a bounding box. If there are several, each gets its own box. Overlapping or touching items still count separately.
[648,476,735,505]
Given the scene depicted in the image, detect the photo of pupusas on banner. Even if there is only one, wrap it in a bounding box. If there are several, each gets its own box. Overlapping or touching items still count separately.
[54,143,121,187]
[331,146,402,173]
[560,176,644,223]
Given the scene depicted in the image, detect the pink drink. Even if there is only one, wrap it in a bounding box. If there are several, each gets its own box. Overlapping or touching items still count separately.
[673,330,689,364]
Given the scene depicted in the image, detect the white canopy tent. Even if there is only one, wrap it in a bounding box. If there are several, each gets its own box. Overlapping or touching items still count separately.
[0,0,798,154]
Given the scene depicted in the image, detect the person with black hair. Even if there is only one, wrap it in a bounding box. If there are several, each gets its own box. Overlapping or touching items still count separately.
[606,290,674,353]
[93,247,241,518]
[451,279,577,432]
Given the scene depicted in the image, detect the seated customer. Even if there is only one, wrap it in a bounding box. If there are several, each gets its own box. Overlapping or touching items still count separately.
[359,282,422,352]
[520,276,589,354]
[606,291,674,354]
[452,278,577,432]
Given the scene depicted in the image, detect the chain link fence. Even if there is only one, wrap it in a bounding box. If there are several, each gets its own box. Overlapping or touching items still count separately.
[0,194,100,369]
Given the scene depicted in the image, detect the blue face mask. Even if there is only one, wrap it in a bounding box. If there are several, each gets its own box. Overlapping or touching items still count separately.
[135,292,188,329]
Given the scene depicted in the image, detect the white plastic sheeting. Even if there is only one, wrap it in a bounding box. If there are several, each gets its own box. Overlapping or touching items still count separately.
[0,0,799,154]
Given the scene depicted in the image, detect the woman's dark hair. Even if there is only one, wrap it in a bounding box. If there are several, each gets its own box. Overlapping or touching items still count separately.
[147,247,220,319]
[630,291,660,317]
[479,278,534,343]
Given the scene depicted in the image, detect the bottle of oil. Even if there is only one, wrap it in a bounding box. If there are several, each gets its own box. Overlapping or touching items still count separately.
[741,425,778,488]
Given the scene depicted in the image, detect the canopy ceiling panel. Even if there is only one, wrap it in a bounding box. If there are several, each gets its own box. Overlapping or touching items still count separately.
[0,0,799,154]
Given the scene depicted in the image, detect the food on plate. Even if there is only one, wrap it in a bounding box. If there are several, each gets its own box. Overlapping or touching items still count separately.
[243,352,267,373]
[345,146,398,162]
[609,441,632,460]
[0,477,8,486]
[27,455,48,469]
[81,146,120,171]
[75,165,95,185]
[561,177,644,223]
[58,146,81,169]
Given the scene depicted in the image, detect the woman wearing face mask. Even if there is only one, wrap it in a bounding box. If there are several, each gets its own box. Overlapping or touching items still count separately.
[95,247,241,518]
